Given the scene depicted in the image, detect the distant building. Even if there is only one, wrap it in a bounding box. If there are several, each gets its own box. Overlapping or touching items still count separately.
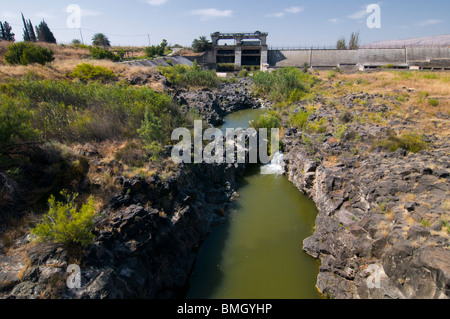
[203,32,269,72]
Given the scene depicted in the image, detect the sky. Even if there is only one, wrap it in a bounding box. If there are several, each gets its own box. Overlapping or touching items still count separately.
[0,0,449,47]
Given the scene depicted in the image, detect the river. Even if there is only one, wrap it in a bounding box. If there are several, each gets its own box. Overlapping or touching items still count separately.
[185,108,322,299]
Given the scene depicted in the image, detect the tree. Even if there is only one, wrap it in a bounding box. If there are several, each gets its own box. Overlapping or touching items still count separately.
[35,20,56,44]
[92,33,111,48]
[0,21,15,41]
[192,36,212,53]
[72,39,81,45]
[349,31,360,50]
[21,13,36,42]
[336,37,347,50]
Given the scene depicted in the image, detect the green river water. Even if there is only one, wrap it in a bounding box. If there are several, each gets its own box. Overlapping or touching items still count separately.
[185,109,322,299]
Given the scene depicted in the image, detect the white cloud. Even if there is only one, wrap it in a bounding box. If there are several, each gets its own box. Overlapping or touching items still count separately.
[348,3,383,20]
[329,18,343,24]
[418,19,442,27]
[348,8,368,20]
[266,12,286,18]
[81,9,103,17]
[190,8,233,21]
[285,6,304,14]
[266,6,304,18]
[146,0,169,6]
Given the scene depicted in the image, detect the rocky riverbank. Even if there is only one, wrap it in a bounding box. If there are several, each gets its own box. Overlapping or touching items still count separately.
[282,90,450,299]
[0,157,245,298]
[0,78,255,299]
[173,78,260,126]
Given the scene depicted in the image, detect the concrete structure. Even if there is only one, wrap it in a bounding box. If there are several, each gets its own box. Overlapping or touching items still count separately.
[204,32,269,71]
[268,47,450,70]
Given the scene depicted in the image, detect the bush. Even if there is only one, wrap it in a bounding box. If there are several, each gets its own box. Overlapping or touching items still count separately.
[69,63,117,83]
[428,99,439,107]
[5,42,54,66]
[306,117,327,134]
[0,78,185,145]
[238,69,249,78]
[288,110,309,129]
[376,131,427,154]
[137,107,165,161]
[158,65,219,89]
[252,67,318,104]
[89,46,120,62]
[31,190,96,247]
[0,95,39,156]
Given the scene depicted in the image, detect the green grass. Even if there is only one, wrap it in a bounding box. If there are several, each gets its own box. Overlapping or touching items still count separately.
[0,77,187,145]
[252,67,319,104]
[157,64,219,89]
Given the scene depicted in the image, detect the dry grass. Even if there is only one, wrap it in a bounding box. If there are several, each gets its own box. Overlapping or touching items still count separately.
[318,70,450,138]
[0,42,162,88]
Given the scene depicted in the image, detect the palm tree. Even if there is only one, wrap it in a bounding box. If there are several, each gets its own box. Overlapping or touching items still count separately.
[92,33,110,48]
[192,36,212,53]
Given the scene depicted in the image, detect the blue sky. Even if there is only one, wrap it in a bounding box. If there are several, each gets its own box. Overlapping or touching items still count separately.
[0,0,449,47]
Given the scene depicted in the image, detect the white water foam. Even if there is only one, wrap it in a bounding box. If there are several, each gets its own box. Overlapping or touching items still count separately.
[260,152,284,175]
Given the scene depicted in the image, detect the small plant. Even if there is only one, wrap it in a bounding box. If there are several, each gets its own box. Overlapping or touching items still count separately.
[31,191,96,247]
[334,124,348,141]
[138,107,165,162]
[69,63,117,83]
[238,69,249,78]
[428,99,439,107]
[5,42,54,66]
[418,91,430,103]
[420,219,431,228]
[288,110,309,129]
[305,117,327,134]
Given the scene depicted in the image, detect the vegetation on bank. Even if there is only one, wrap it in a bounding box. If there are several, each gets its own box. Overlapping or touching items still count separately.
[158,62,219,89]
[31,190,96,247]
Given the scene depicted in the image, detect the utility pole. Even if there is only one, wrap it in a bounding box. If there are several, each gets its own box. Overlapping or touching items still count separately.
[79,28,84,44]
[148,34,151,46]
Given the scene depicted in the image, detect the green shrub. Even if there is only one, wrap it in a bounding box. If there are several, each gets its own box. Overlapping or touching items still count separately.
[69,63,117,83]
[251,113,280,131]
[252,67,318,104]
[158,65,219,89]
[89,46,120,62]
[0,95,39,156]
[376,131,427,154]
[306,117,327,134]
[334,124,348,141]
[238,69,249,78]
[0,78,185,146]
[5,42,54,66]
[288,110,309,129]
[137,107,165,161]
[31,190,96,247]
[428,99,439,107]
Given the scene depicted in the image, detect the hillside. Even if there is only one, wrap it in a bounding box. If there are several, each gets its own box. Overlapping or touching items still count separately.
[363,34,450,48]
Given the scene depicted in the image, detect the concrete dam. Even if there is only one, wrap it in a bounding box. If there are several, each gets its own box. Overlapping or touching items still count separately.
[199,32,450,71]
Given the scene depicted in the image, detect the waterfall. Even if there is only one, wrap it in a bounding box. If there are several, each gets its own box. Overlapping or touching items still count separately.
[260,152,284,175]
